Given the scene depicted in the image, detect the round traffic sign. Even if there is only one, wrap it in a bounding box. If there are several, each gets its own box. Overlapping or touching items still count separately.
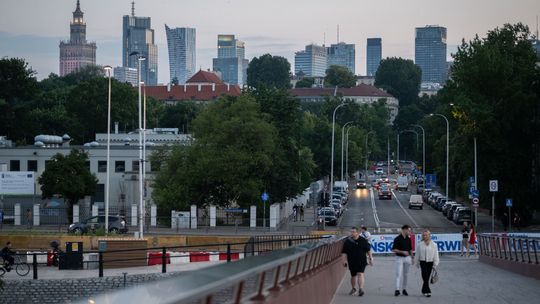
[472,198,479,205]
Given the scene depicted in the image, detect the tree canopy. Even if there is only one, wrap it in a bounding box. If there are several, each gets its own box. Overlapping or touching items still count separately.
[324,65,356,88]
[247,54,291,89]
[375,57,422,107]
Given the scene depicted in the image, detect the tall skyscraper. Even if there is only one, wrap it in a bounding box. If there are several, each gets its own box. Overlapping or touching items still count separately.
[212,35,248,85]
[165,25,196,84]
[327,42,355,74]
[294,44,328,77]
[366,38,382,76]
[59,0,96,76]
[415,25,447,84]
[113,66,138,86]
[122,2,158,85]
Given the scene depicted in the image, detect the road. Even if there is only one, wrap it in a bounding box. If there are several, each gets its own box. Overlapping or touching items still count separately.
[339,175,458,233]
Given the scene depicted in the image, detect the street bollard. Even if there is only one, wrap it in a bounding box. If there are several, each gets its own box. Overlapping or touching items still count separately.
[33,253,38,280]
[123,272,128,287]
[162,247,167,273]
[226,243,231,263]
[98,251,104,277]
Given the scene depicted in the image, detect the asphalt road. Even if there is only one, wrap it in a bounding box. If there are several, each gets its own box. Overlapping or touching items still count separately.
[339,175,458,233]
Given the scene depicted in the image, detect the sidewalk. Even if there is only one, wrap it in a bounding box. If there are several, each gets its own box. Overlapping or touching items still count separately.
[331,255,540,304]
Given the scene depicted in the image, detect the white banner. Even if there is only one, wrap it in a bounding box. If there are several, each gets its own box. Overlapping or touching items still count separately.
[0,171,35,195]
[370,233,472,254]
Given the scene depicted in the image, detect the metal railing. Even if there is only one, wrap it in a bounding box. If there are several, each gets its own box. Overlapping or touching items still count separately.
[78,235,344,304]
[478,234,539,264]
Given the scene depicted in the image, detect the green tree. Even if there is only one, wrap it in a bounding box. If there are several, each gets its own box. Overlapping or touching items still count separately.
[247,54,291,89]
[152,95,277,212]
[324,65,356,88]
[295,77,315,88]
[375,57,422,107]
[158,102,203,133]
[38,150,98,212]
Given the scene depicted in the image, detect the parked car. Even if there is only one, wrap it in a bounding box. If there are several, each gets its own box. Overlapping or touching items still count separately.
[436,198,450,211]
[375,167,384,175]
[454,207,474,224]
[356,179,367,189]
[452,206,469,223]
[378,184,392,200]
[435,197,448,210]
[422,189,433,202]
[447,204,464,220]
[416,183,425,194]
[442,202,459,216]
[331,202,343,216]
[68,215,128,234]
[408,194,424,209]
[318,210,338,226]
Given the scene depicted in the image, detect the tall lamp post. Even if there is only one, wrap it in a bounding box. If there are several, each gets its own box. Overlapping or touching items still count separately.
[130,51,146,239]
[104,65,112,235]
[345,125,355,182]
[330,102,347,204]
[411,124,426,178]
[429,113,450,197]
[341,121,354,181]
[365,131,375,177]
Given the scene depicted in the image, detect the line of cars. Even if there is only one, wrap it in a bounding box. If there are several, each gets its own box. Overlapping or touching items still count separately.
[421,189,475,224]
[317,183,349,226]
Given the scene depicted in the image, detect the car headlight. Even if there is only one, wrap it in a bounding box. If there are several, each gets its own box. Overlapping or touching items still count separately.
[69,224,75,229]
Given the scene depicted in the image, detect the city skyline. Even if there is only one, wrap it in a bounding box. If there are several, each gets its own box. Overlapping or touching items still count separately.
[1,0,538,82]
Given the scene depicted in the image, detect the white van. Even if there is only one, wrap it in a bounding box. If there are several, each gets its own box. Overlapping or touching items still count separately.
[334,181,349,193]
[408,194,423,209]
[397,175,408,191]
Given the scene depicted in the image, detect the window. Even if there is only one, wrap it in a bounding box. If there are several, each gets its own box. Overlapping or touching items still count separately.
[132,160,139,171]
[27,160,37,172]
[10,160,20,171]
[115,161,125,172]
[84,161,91,171]
[98,161,107,172]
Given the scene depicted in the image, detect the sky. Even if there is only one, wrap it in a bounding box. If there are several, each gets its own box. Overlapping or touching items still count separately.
[1,0,539,82]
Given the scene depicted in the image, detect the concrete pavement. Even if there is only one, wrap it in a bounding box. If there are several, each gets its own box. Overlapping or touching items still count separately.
[331,255,540,304]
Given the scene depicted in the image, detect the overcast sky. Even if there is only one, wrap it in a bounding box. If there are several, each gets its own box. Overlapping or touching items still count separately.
[1,0,539,82]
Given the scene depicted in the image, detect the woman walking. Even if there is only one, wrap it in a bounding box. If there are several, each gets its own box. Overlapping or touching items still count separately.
[469,223,478,256]
[415,229,440,297]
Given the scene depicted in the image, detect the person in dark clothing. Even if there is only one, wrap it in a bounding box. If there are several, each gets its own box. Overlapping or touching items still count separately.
[1,241,15,271]
[392,225,413,297]
[342,227,373,296]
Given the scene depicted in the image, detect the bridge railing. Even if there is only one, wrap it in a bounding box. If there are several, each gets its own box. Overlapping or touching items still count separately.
[78,236,346,304]
[478,234,539,264]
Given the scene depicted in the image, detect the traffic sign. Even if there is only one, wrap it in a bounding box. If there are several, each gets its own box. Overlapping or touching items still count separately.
[472,198,479,207]
[261,192,269,202]
[425,174,436,188]
[506,198,512,207]
[471,189,479,198]
[489,180,498,192]
[469,176,476,187]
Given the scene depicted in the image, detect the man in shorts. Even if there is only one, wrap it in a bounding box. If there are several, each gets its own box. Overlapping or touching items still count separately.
[342,227,373,296]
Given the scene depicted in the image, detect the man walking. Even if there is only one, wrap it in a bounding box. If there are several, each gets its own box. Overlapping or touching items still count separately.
[299,204,305,221]
[461,221,471,257]
[342,227,373,296]
[292,204,298,222]
[392,224,413,296]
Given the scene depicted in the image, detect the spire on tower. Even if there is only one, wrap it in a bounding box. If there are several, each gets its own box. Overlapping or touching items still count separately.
[131,1,135,17]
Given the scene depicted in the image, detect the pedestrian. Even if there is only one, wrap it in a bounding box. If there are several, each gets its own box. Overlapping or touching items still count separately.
[292,204,298,222]
[415,229,440,297]
[513,213,521,231]
[502,212,509,231]
[392,224,413,297]
[342,227,373,297]
[461,221,471,257]
[360,226,371,244]
[469,223,478,256]
[1,241,15,271]
[26,208,32,229]
[299,204,304,221]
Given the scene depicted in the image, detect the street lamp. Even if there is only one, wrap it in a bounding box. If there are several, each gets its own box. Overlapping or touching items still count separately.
[341,121,354,181]
[365,131,375,176]
[104,65,112,235]
[345,125,355,182]
[411,124,426,178]
[130,51,146,239]
[330,102,347,204]
[429,113,450,197]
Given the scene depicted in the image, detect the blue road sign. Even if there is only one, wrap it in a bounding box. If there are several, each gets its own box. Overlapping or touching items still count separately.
[261,192,269,202]
[469,176,475,186]
[471,189,479,198]
[506,198,512,207]
[425,174,436,188]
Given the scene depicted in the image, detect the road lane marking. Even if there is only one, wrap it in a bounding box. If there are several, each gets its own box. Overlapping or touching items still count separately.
[369,188,381,230]
[391,189,419,228]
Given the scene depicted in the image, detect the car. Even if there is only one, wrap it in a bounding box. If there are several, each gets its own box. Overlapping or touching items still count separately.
[68,215,128,234]
[408,194,423,209]
[452,206,469,222]
[375,167,384,175]
[331,202,343,216]
[318,210,338,226]
[428,193,442,207]
[356,179,367,189]
[447,204,464,220]
[454,207,474,224]
[435,197,448,210]
[422,189,433,201]
[376,162,384,167]
[378,184,392,200]
[416,183,425,194]
[396,175,409,191]
[436,198,450,211]
[442,201,458,216]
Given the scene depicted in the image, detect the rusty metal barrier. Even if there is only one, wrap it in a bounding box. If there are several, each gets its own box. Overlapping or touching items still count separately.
[78,236,346,304]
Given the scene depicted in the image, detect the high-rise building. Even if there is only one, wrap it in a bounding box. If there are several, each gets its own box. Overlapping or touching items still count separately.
[122,2,158,85]
[59,0,96,76]
[294,44,327,77]
[415,25,447,85]
[366,38,382,76]
[212,35,248,85]
[327,42,355,74]
[113,66,138,86]
[165,25,196,84]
